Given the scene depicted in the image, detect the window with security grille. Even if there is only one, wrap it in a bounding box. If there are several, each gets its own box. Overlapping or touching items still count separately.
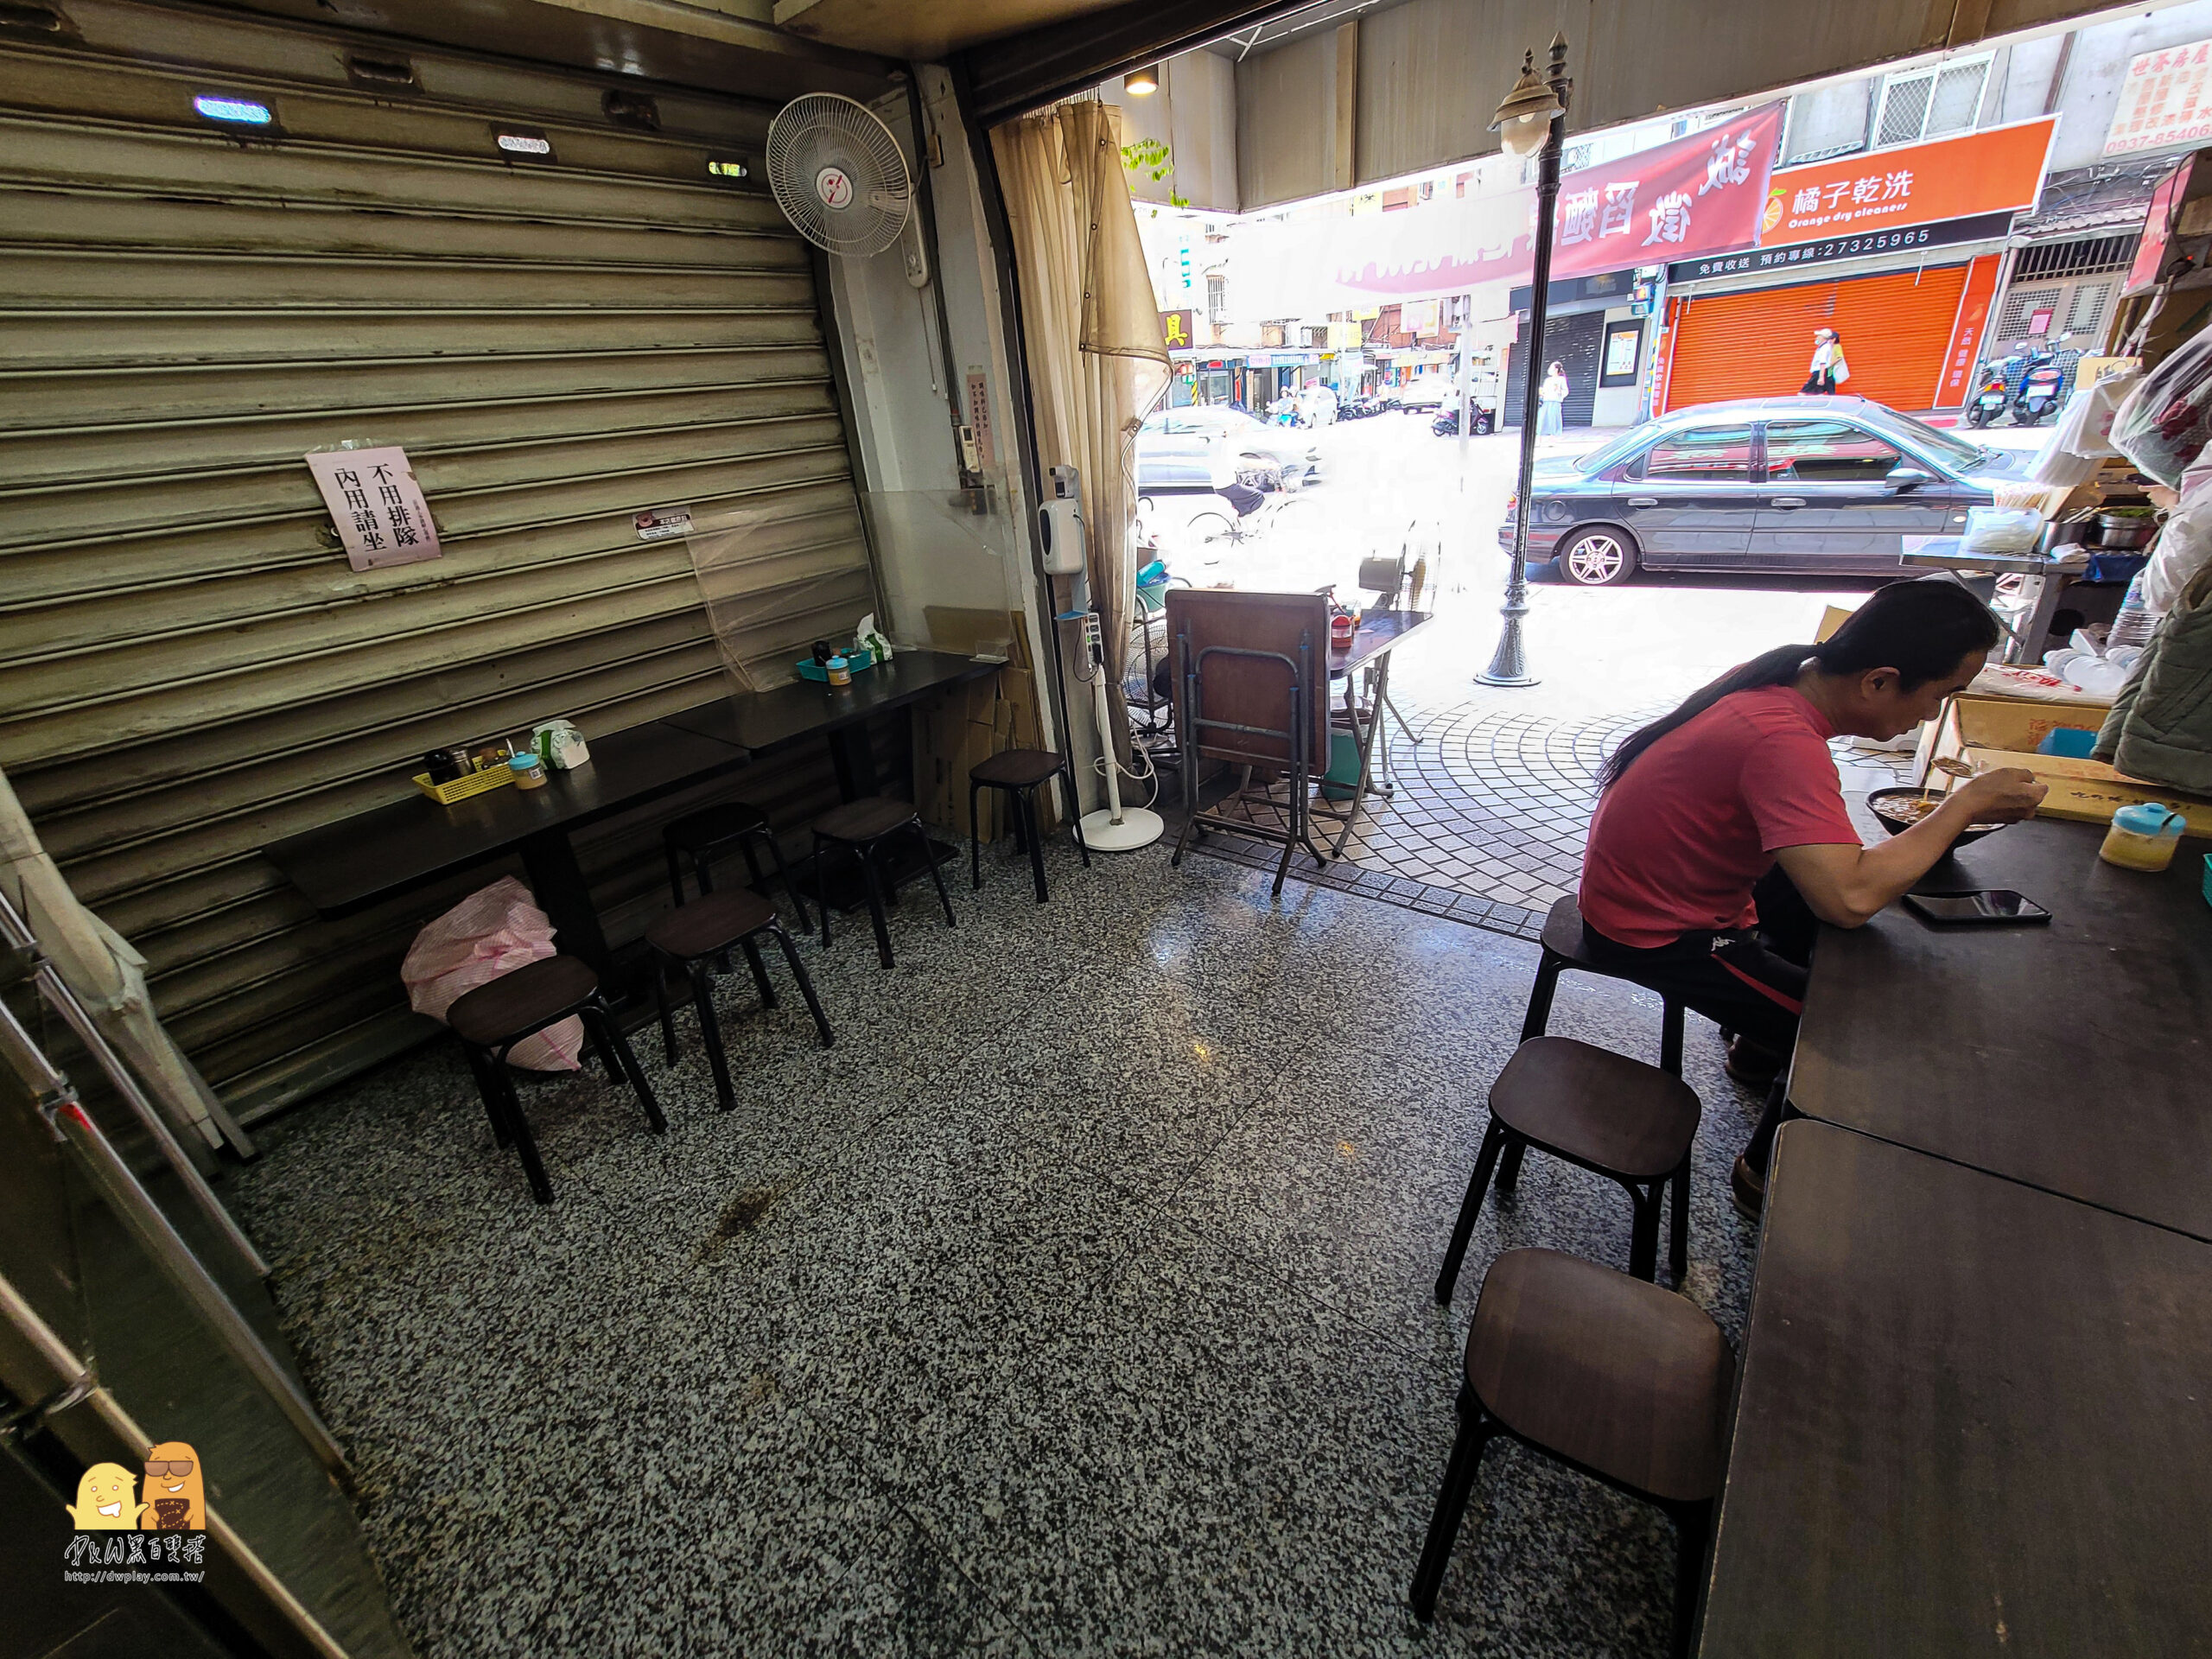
[1874,58,1989,148]
[1206,274,1226,325]
[2014,235,2139,280]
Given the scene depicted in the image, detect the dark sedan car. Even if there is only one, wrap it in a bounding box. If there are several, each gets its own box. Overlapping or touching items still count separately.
[1498,396,2031,585]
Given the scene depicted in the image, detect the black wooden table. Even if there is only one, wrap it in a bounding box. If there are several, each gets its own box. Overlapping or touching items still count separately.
[266,651,1000,969]
[662,650,1001,908]
[265,718,750,973]
[1787,816,2212,1239]
[1700,1119,2212,1657]
[660,649,997,797]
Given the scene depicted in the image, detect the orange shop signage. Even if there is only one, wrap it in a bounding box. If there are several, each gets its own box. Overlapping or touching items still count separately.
[1758,118,2056,247]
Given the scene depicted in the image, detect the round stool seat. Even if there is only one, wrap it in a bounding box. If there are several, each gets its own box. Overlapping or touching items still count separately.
[1491,1036,1700,1182]
[1466,1248,1732,1503]
[814,796,918,843]
[448,955,600,1046]
[645,888,777,960]
[970,747,1065,789]
[664,799,770,854]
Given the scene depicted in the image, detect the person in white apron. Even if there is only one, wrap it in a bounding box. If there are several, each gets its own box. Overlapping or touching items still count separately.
[1802,328,1849,395]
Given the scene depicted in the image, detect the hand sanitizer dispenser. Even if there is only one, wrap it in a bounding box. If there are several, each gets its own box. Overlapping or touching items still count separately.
[1039,464,1085,575]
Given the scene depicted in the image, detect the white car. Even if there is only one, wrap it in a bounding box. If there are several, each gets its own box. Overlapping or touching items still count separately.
[1139,405,1320,489]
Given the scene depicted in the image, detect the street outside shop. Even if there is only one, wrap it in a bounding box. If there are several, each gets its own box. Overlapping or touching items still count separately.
[1142,411,2049,918]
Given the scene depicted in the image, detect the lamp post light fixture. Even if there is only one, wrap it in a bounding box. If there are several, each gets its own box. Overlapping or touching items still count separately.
[1476,34,1569,690]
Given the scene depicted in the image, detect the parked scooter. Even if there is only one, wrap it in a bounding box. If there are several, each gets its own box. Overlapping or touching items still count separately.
[1965,363,2012,429]
[1429,404,1496,436]
[2012,350,2066,426]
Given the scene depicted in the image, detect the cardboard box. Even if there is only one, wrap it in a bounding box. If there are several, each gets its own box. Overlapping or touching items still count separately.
[1935,692,2108,761]
[1953,746,2212,836]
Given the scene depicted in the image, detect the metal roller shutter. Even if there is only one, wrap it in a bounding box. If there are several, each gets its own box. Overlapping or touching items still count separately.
[1661,264,1972,414]
[0,4,880,1119]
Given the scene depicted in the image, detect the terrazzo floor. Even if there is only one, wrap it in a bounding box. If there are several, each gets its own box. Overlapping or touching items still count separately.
[227,837,1771,1658]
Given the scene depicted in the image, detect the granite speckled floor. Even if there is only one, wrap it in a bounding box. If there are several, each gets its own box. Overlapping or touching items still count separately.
[226,837,1768,1658]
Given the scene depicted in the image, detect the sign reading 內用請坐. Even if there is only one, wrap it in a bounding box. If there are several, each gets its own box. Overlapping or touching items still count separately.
[304,447,442,573]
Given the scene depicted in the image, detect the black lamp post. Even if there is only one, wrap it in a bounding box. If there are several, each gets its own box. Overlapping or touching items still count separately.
[1477,35,1570,690]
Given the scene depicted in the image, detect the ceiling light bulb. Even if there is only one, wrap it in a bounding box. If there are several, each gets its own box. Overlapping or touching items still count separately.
[1125,64,1160,97]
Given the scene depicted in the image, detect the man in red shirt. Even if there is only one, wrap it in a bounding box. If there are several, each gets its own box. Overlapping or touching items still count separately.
[1575,580,2044,1217]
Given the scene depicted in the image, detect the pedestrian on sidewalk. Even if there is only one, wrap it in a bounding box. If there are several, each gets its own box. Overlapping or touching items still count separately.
[1536,360,1569,434]
[1802,327,1849,395]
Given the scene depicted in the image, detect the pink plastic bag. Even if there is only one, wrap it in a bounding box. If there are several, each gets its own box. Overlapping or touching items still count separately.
[402,876,582,1071]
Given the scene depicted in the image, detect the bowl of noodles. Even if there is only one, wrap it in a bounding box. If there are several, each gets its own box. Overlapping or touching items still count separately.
[1866,787,2012,848]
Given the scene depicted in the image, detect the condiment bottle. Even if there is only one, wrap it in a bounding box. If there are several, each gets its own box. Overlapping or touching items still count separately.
[826,653,852,686]
[2098,802,2185,872]
[1330,610,1357,649]
[509,751,549,791]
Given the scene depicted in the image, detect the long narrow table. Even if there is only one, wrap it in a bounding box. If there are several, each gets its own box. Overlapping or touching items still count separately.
[1700,1120,2212,1656]
[264,650,999,972]
[1786,817,2212,1239]
[1319,607,1433,855]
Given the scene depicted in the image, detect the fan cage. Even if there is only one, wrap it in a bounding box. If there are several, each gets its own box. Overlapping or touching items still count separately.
[766,92,913,258]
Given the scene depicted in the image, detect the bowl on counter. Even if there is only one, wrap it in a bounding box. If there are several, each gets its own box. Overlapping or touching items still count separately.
[1866,787,2012,849]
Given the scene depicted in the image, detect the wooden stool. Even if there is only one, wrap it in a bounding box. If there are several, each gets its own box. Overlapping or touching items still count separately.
[1411,1248,1733,1656]
[448,955,664,1205]
[1437,1036,1701,1294]
[810,796,957,969]
[968,747,1089,903]
[663,799,810,933]
[646,889,833,1111]
[1498,893,1689,1192]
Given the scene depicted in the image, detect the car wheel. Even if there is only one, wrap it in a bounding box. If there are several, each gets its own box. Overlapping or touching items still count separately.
[1555,526,1637,587]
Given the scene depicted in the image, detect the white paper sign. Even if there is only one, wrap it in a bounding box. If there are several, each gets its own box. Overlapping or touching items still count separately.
[305,447,442,572]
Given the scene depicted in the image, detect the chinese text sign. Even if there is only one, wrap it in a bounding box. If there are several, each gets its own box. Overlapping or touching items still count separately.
[306,447,442,572]
[2107,40,2212,156]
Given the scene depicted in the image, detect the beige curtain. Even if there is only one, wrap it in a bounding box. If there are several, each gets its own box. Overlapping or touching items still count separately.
[0,766,243,1155]
[992,99,1168,704]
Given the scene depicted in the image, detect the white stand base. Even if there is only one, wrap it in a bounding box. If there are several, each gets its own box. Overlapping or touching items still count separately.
[1080,806,1165,852]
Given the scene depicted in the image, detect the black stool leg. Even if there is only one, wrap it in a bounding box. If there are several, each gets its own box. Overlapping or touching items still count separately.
[918,820,957,927]
[653,957,679,1065]
[1627,1180,1662,1282]
[1434,1120,1509,1306]
[760,929,831,1044]
[969,779,985,891]
[1020,786,1049,904]
[461,1043,512,1147]
[1411,1385,1496,1622]
[1064,766,1090,866]
[686,959,734,1112]
[1660,997,1685,1077]
[582,998,665,1133]
[815,834,834,951]
[857,842,896,969]
[740,934,778,1009]
[586,1019,625,1087]
[1519,951,1564,1045]
[488,1046,553,1205]
[758,828,810,933]
[1495,1141,1527,1192]
[1669,1499,1714,1659]
[664,842,689,910]
[1669,1155,1692,1286]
